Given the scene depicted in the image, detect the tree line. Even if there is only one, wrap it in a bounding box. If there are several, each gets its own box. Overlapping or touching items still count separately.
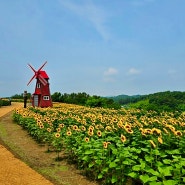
[51,92,121,109]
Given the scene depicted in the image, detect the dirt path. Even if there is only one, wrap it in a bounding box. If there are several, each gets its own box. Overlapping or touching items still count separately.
[0,103,53,185]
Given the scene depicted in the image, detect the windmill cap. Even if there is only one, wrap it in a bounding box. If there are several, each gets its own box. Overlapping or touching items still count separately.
[39,71,49,79]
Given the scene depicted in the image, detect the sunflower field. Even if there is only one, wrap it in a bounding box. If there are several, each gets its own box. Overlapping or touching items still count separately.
[13,103,185,185]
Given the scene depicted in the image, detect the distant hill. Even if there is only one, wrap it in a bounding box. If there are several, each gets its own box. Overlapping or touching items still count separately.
[107,94,145,105]
[108,91,185,112]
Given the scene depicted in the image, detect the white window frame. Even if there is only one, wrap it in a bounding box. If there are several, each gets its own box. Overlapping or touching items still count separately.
[43,96,50,100]
[37,83,41,88]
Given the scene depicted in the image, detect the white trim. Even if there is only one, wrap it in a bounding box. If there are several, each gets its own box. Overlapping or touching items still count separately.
[43,96,50,100]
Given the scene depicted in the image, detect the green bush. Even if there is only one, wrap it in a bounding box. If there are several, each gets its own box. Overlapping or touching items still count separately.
[0,99,11,106]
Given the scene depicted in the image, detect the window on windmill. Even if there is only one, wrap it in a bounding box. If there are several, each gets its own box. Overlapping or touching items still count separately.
[37,83,41,88]
[43,96,49,100]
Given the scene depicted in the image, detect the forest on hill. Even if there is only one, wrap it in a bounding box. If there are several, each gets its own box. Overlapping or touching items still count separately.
[109,91,185,112]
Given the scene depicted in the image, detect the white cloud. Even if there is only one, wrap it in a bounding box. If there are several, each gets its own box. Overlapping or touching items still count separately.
[127,68,141,75]
[104,67,118,76]
[59,0,110,41]
[103,67,118,82]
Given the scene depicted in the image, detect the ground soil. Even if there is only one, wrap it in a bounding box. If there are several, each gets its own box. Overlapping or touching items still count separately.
[0,103,99,185]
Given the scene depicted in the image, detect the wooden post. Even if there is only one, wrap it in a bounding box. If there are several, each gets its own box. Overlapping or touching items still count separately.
[23,91,27,108]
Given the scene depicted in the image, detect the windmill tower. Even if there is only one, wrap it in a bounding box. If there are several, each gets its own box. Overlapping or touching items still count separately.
[27,61,52,107]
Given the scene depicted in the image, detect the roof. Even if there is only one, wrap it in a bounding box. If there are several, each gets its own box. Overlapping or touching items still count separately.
[38,71,49,79]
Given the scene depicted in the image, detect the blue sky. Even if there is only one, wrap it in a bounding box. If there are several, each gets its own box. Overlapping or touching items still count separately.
[0,0,185,97]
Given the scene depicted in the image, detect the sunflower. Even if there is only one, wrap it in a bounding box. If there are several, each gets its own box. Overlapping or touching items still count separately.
[158,137,163,144]
[163,128,169,134]
[168,125,175,131]
[103,141,111,149]
[40,124,44,129]
[55,133,60,138]
[66,131,72,136]
[73,125,78,131]
[97,130,102,137]
[120,134,127,143]
[152,128,161,135]
[37,120,42,125]
[89,125,94,131]
[84,137,89,142]
[47,128,52,132]
[59,123,65,128]
[88,130,94,136]
[146,129,152,134]
[82,119,87,125]
[112,117,118,123]
[174,130,182,137]
[81,126,86,131]
[149,140,156,148]
[88,128,94,133]
[23,113,27,117]
[124,124,131,130]
[117,122,122,128]
[105,126,112,131]
[56,128,61,132]
[126,128,134,134]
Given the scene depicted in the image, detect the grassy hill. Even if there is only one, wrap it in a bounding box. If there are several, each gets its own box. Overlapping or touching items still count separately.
[109,91,185,112]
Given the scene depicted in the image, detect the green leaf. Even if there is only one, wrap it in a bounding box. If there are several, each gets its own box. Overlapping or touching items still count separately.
[88,162,94,168]
[132,165,141,171]
[183,177,185,182]
[140,160,146,169]
[163,159,172,164]
[98,173,103,179]
[102,167,109,173]
[180,160,185,166]
[145,155,154,162]
[146,168,159,176]
[82,156,89,161]
[149,182,162,185]
[112,148,118,155]
[95,159,102,165]
[127,172,138,178]
[163,180,178,185]
[84,150,94,155]
[122,160,130,165]
[109,162,117,168]
[111,174,118,184]
[158,166,172,177]
[139,174,149,184]
[148,176,158,182]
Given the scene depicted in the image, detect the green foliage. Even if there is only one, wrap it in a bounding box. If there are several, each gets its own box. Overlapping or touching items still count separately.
[125,91,185,112]
[51,92,121,109]
[108,94,143,104]
[0,98,11,106]
[11,93,31,99]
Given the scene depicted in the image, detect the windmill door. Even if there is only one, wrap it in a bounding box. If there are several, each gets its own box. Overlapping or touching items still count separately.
[34,95,39,107]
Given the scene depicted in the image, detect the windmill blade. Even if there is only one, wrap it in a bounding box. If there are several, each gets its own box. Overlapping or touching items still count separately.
[27,74,36,86]
[38,61,47,72]
[38,74,48,86]
[28,63,36,73]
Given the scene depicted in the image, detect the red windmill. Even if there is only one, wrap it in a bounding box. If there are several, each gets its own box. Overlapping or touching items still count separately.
[27,61,52,107]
